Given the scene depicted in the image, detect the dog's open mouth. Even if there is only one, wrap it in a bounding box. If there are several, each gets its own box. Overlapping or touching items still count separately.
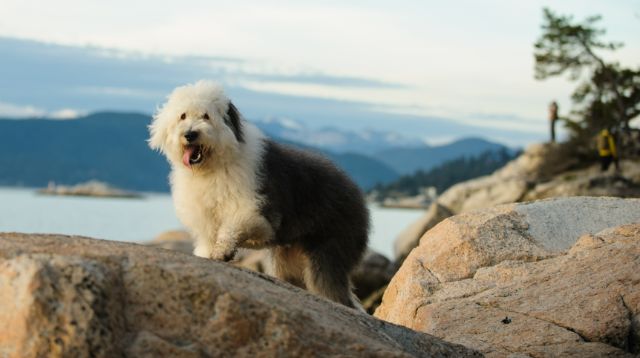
[182,145,205,167]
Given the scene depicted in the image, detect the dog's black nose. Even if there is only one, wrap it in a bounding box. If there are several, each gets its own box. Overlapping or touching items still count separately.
[184,131,199,143]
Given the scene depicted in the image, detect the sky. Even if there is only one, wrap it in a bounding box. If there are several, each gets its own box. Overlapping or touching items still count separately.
[0,0,639,146]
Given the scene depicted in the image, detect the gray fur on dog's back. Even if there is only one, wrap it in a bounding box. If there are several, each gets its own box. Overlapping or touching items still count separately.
[259,140,369,305]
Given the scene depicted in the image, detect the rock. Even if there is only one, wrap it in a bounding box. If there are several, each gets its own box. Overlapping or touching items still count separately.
[510,196,640,251]
[38,180,142,199]
[376,197,640,357]
[147,230,193,254]
[436,142,640,215]
[437,176,529,215]
[524,170,640,201]
[351,250,396,303]
[147,231,270,273]
[393,202,453,262]
[0,233,480,357]
[146,232,396,306]
[228,248,397,312]
[148,230,270,273]
[437,143,554,213]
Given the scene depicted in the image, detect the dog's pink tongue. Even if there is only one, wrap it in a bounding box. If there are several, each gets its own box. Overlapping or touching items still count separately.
[182,147,194,168]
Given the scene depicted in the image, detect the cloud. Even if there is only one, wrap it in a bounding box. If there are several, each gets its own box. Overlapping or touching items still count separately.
[49,109,83,119]
[0,102,82,119]
[0,36,550,146]
[77,86,161,99]
[0,1,638,132]
[0,102,45,118]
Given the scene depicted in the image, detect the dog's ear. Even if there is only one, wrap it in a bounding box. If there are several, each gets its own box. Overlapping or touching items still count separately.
[148,114,167,152]
[225,102,244,143]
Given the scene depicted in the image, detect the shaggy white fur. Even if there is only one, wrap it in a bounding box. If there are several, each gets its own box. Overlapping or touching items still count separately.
[149,81,272,260]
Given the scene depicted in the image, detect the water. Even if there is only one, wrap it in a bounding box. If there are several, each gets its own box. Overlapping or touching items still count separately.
[0,187,423,258]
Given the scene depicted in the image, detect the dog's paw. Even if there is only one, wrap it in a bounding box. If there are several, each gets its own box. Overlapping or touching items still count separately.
[193,244,213,258]
[210,247,237,262]
[223,250,237,262]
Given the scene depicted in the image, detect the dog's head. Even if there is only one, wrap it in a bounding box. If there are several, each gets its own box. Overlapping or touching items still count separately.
[149,80,244,169]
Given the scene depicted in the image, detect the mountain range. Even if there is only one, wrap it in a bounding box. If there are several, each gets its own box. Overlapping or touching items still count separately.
[0,112,510,191]
[375,138,511,175]
[254,116,424,155]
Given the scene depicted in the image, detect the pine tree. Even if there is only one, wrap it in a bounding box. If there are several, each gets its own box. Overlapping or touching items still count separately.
[534,8,640,151]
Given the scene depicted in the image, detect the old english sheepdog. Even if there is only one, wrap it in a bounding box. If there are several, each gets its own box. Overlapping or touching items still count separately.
[148,81,369,308]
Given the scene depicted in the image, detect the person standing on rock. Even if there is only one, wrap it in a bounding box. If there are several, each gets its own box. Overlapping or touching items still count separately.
[548,101,559,143]
[597,129,619,172]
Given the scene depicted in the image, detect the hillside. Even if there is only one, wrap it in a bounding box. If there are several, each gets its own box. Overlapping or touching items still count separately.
[372,148,518,197]
[0,112,398,191]
[0,112,170,191]
[376,137,511,175]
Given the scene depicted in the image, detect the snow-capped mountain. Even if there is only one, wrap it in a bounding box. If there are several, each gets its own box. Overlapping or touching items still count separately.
[253,117,424,155]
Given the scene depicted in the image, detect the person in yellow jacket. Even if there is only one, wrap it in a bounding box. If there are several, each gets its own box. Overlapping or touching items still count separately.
[597,129,618,172]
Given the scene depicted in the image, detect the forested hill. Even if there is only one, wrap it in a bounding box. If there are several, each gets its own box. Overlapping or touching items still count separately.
[371,148,519,197]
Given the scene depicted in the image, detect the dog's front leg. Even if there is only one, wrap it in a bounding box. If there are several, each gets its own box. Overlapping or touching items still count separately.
[193,239,215,258]
[210,228,240,262]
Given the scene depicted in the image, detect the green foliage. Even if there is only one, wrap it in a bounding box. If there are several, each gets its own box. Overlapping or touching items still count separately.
[534,8,621,81]
[371,148,517,197]
[534,8,640,154]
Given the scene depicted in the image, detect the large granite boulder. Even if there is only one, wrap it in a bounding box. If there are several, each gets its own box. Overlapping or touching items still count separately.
[393,202,453,262]
[147,231,395,305]
[376,197,640,357]
[0,233,480,357]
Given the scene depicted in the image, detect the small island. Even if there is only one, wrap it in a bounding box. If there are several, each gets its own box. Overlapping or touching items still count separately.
[38,180,143,199]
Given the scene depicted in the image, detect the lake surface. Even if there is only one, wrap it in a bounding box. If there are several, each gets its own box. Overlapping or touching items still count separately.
[0,187,424,258]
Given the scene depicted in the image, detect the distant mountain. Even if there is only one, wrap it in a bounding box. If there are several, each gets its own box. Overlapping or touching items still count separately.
[372,148,519,197]
[0,112,399,191]
[253,136,399,190]
[255,117,514,175]
[254,117,424,155]
[324,152,398,190]
[375,137,512,175]
[0,112,171,192]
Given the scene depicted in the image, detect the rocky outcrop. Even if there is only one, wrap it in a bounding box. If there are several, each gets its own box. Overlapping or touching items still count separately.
[0,233,481,357]
[437,143,551,214]
[147,230,193,254]
[436,143,640,215]
[523,161,640,201]
[148,230,270,273]
[38,180,142,199]
[392,144,640,274]
[376,197,640,357]
[393,202,453,262]
[391,144,556,257]
[147,231,396,310]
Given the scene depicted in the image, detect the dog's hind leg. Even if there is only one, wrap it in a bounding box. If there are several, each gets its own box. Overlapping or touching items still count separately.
[302,250,362,310]
[270,246,306,288]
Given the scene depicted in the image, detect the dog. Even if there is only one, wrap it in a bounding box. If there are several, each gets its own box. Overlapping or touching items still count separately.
[148,80,369,309]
